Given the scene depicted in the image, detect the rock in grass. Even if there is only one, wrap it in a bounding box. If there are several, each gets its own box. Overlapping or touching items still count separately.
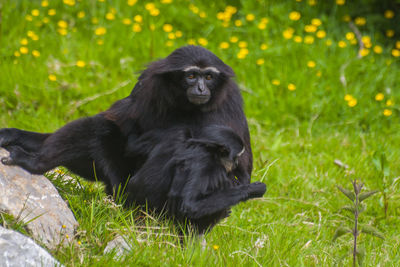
[0,148,78,249]
[104,235,131,258]
[0,226,61,267]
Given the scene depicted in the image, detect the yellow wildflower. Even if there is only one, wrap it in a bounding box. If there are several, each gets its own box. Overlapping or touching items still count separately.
[384,10,394,19]
[256,59,265,65]
[63,0,75,6]
[187,39,196,45]
[260,43,268,50]
[238,41,248,48]
[346,32,355,40]
[25,15,33,21]
[304,35,314,44]
[14,51,21,57]
[283,28,294,39]
[58,28,68,36]
[134,15,143,23]
[288,83,296,91]
[342,15,351,22]
[258,22,267,30]
[127,0,137,6]
[294,36,302,43]
[58,20,68,29]
[31,9,40,17]
[145,3,156,10]
[106,13,115,20]
[386,29,395,38]
[132,23,142,32]
[19,47,28,54]
[76,60,86,68]
[123,18,132,25]
[396,41,400,49]
[198,38,208,46]
[237,48,249,59]
[77,11,85,18]
[386,100,394,106]
[234,20,242,27]
[230,36,238,43]
[375,93,384,101]
[308,0,317,5]
[305,24,317,33]
[246,14,255,21]
[150,9,160,16]
[175,31,182,38]
[383,109,392,116]
[32,50,40,57]
[272,79,280,86]
[336,0,345,5]
[225,6,237,14]
[41,0,49,7]
[161,0,172,3]
[91,18,99,24]
[354,17,366,26]
[373,45,382,54]
[213,245,219,250]
[219,42,229,49]
[338,40,347,48]
[325,39,333,46]
[392,49,400,57]
[348,98,357,107]
[199,12,206,18]
[316,30,326,38]
[344,94,353,101]
[48,74,57,81]
[289,11,301,21]
[95,27,107,35]
[163,24,173,32]
[20,38,28,45]
[48,9,56,16]
[307,61,316,68]
[311,18,322,26]
[359,48,370,57]
[97,39,104,45]
[168,33,176,39]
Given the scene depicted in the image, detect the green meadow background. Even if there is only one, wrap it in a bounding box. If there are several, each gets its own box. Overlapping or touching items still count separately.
[0,0,399,266]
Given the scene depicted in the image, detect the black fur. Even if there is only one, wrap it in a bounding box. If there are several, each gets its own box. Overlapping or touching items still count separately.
[0,46,252,194]
[125,125,266,234]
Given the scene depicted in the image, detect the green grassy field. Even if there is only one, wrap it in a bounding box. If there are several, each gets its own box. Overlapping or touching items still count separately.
[1,0,400,266]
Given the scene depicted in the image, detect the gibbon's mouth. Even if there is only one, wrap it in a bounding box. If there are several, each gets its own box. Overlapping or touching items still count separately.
[187,95,211,105]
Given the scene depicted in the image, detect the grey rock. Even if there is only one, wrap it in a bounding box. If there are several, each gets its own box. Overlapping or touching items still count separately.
[104,235,131,258]
[0,149,78,249]
[0,226,61,267]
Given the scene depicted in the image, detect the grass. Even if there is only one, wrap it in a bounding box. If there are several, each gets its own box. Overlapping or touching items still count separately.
[1,0,400,266]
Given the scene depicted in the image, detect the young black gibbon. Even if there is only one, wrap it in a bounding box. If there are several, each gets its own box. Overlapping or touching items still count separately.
[0,45,252,194]
[125,125,266,234]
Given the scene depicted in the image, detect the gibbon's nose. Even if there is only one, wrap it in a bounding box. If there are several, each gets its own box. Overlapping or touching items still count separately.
[198,78,206,93]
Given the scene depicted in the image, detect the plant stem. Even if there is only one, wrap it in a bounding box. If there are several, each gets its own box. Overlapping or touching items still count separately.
[353,181,359,267]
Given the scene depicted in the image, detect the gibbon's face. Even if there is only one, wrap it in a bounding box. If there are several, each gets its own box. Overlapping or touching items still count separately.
[183,66,222,105]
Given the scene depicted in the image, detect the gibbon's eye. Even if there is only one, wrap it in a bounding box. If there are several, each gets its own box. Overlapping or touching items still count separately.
[188,74,196,79]
[206,74,212,80]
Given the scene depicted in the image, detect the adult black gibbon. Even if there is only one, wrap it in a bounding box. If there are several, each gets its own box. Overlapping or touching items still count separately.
[0,46,252,194]
[125,125,266,234]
